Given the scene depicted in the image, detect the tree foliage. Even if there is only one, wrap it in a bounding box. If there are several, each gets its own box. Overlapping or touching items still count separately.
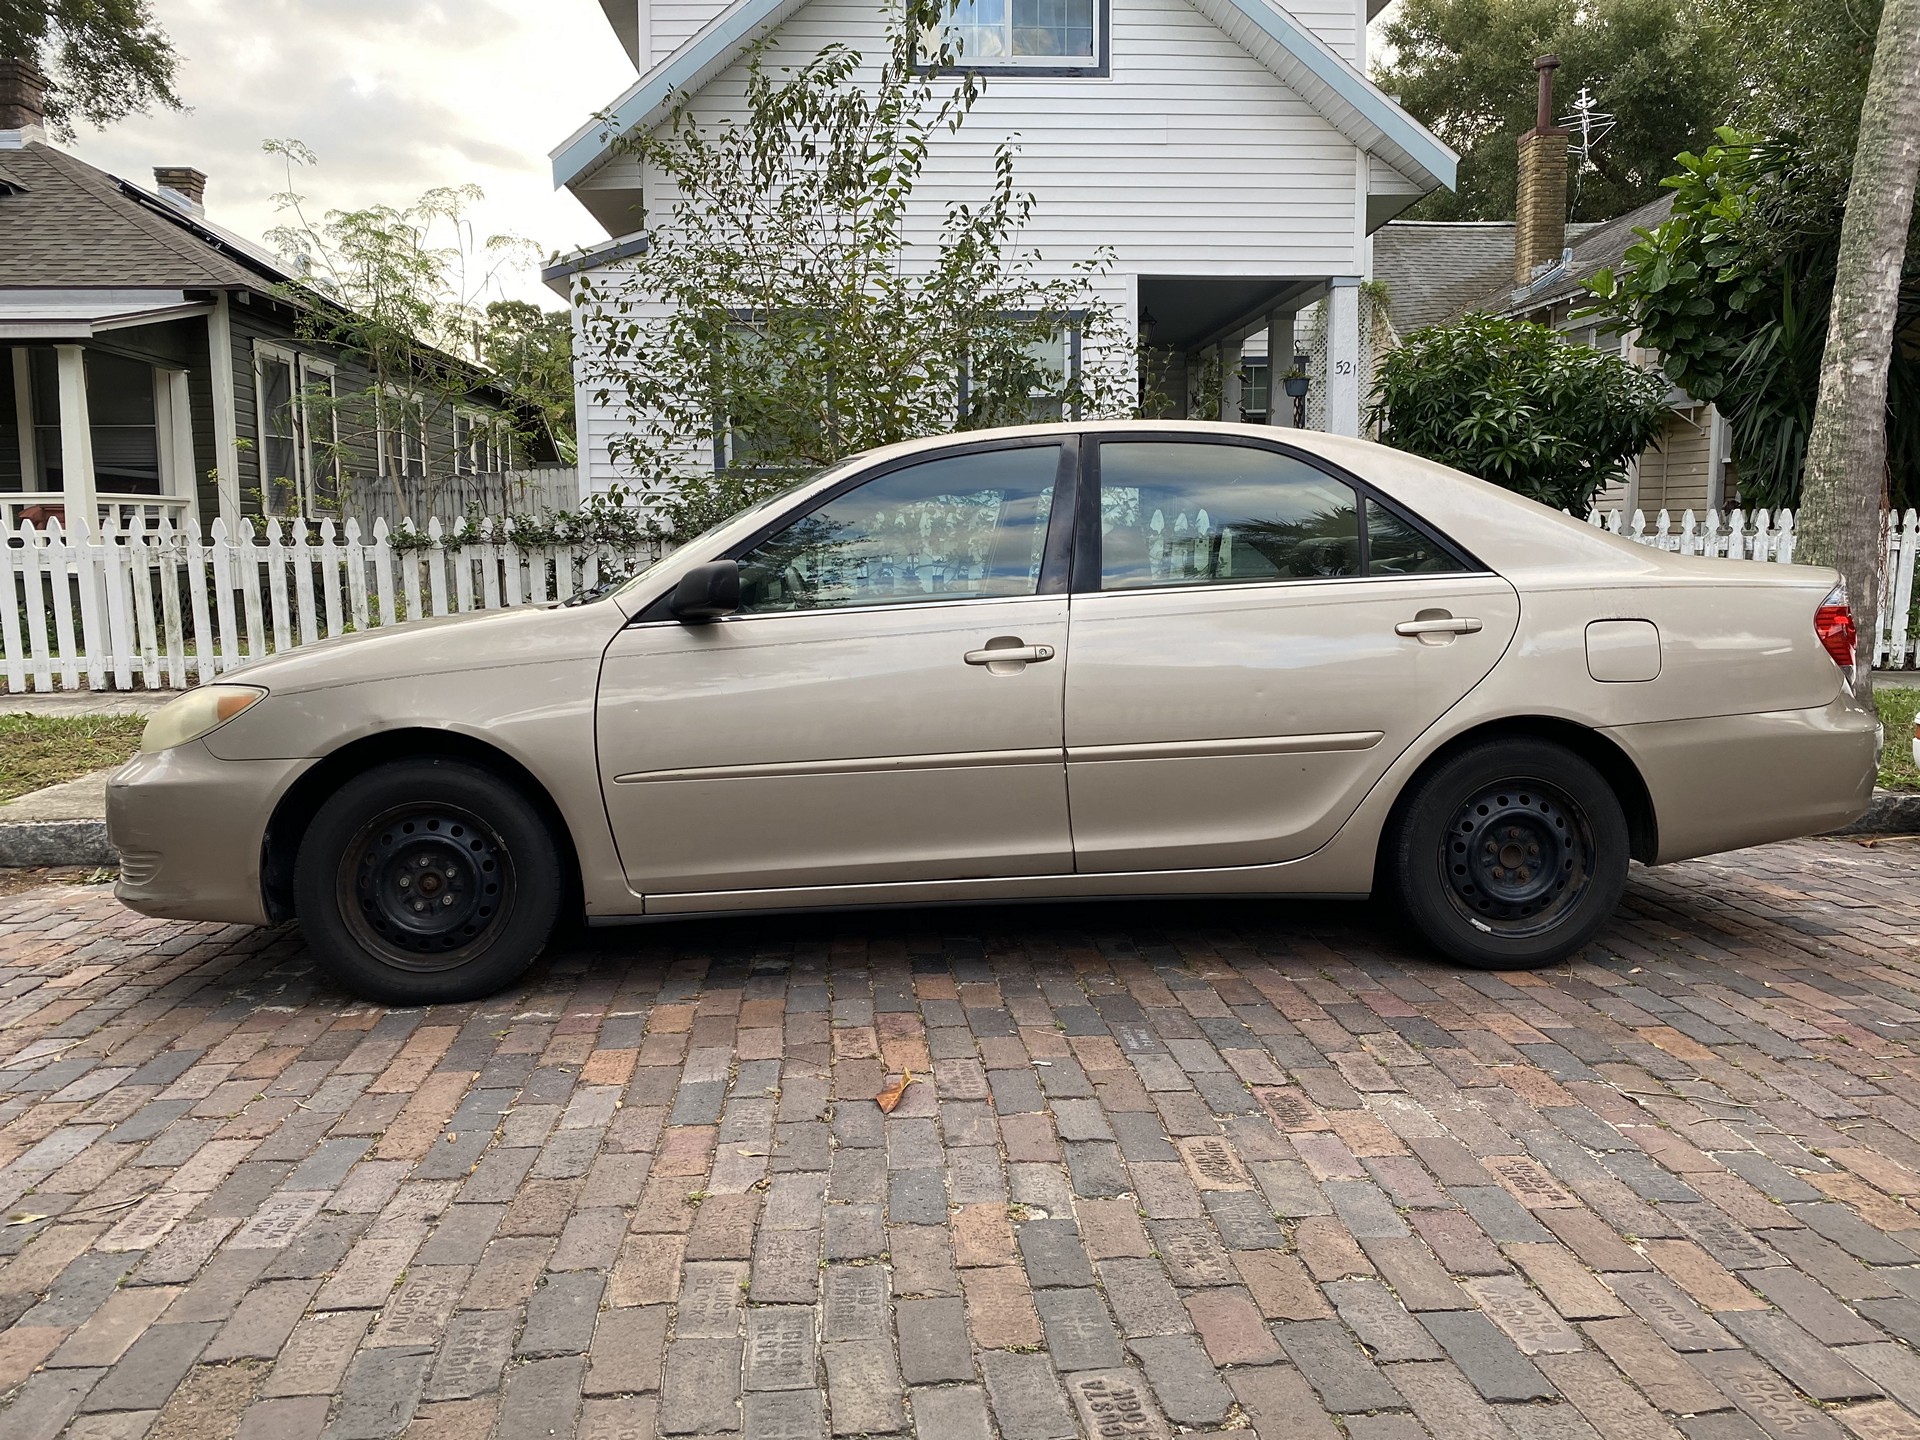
[0,0,180,139]
[1368,313,1671,513]
[483,301,577,464]
[261,140,548,515]
[571,1,1134,545]
[1374,0,1734,222]
[1584,133,1920,509]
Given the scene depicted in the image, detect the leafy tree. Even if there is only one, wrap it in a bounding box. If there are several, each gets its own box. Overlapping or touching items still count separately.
[1367,313,1671,513]
[571,1,1134,546]
[261,139,544,517]
[1374,0,1734,221]
[483,301,577,464]
[1797,0,1920,656]
[1,0,180,139]
[1585,134,1920,512]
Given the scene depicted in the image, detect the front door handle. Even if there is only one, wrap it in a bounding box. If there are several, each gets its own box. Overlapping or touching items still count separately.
[964,642,1056,666]
[1395,617,1482,637]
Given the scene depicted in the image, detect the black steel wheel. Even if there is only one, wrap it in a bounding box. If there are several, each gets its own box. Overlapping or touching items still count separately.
[1390,738,1628,970]
[1440,779,1594,938]
[340,803,516,971]
[295,758,562,1004]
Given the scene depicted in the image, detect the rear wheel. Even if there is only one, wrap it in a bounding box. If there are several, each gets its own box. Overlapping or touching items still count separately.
[1389,738,1628,970]
[294,758,562,1004]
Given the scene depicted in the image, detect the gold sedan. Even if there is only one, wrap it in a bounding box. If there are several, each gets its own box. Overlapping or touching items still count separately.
[108,423,1879,1002]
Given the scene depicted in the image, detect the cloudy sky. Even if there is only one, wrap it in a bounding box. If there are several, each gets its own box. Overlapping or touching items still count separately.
[64,0,640,309]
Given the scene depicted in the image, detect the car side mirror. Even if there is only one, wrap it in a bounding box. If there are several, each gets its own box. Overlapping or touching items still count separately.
[669,560,741,622]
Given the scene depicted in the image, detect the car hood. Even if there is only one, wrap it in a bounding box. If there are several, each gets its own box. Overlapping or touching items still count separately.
[220,599,624,696]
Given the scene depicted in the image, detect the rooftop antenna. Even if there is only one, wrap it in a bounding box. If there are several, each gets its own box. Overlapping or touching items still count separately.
[1559,85,1615,214]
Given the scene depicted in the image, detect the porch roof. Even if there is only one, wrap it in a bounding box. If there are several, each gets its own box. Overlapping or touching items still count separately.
[550,0,1457,198]
[0,288,213,340]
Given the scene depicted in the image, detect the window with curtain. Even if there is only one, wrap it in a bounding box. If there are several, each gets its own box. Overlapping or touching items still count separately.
[939,0,1101,66]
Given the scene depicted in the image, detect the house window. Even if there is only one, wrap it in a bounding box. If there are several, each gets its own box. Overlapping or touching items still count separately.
[299,357,339,513]
[927,0,1106,72]
[254,345,301,515]
[85,351,163,496]
[1239,360,1270,422]
[958,324,1081,428]
[379,390,428,483]
[455,410,510,474]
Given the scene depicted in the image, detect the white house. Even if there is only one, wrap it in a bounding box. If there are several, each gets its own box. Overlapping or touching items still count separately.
[547,0,1456,496]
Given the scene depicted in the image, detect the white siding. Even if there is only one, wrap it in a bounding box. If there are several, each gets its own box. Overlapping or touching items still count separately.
[649,0,1366,272]
[653,0,732,60]
[1280,0,1362,61]
[572,0,1379,491]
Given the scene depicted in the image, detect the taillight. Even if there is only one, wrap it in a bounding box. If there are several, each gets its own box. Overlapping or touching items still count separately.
[1815,583,1857,672]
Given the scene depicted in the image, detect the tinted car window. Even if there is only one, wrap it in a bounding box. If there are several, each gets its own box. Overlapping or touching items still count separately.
[1368,503,1463,575]
[1099,441,1362,588]
[736,446,1060,613]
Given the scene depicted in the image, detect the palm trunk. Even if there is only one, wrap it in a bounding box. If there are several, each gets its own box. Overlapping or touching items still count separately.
[1796,0,1920,682]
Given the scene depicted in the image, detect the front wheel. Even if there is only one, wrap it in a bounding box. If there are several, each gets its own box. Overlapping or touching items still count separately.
[293,758,563,1004]
[1388,739,1629,970]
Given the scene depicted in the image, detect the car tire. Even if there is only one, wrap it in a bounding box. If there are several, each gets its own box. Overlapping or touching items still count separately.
[1389,738,1628,970]
[293,757,563,1005]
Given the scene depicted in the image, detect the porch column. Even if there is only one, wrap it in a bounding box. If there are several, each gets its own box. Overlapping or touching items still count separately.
[1220,339,1243,423]
[1266,310,1295,425]
[1325,278,1362,437]
[54,344,95,524]
[11,348,36,479]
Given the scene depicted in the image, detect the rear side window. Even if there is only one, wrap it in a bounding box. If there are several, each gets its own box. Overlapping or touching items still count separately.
[1095,440,1462,589]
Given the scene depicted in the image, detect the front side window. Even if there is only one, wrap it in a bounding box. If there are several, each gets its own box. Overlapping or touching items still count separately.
[1097,440,1462,589]
[736,445,1061,613]
[931,0,1102,69]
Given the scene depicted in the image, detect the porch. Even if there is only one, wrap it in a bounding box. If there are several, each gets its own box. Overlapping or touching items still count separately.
[1134,274,1374,435]
[0,291,212,534]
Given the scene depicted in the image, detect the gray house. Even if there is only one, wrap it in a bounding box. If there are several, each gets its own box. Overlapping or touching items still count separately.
[0,60,556,535]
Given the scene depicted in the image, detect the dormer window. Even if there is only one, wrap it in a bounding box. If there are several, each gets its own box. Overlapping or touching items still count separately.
[925,0,1108,75]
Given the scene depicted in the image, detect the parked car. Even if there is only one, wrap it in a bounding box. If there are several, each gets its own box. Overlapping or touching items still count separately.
[108,422,1879,1003]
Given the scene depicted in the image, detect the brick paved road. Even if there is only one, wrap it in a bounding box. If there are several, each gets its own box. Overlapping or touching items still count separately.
[4,838,1920,1440]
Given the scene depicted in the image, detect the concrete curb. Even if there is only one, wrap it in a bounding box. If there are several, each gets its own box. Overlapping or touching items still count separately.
[0,789,1912,873]
[1832,788,1920,837]
[0,819,114,868]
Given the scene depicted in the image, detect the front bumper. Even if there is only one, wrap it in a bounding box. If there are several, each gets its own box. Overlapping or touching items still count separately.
[107,742,315,926]
[1603,694,1881,864]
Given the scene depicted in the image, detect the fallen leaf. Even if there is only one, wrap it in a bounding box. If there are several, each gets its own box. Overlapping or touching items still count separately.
[874,1070,914,1114]
[4,1213,47,1227]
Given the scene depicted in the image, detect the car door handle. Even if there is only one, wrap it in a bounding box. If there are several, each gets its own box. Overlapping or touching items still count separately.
[1396,617,1482,636]
[964,643,1056,665]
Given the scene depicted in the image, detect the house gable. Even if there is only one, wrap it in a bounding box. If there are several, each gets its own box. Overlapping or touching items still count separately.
[553,0,1455,203]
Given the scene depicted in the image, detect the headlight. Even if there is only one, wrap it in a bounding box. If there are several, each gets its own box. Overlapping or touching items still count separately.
[140,685,268,753]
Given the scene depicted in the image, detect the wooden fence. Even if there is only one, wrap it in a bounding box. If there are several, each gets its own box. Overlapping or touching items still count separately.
[0,515,650,693]
[3,505,1917,693]
[1591,507,1920,670]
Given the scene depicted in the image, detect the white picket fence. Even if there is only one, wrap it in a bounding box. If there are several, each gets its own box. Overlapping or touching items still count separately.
[4,505,1917,693]
[0,514,650,693]
[1590,507,1920,670]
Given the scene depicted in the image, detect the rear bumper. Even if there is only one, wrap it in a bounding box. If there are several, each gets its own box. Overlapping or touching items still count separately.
[1603,695,1880,864]
[107,743,314,926]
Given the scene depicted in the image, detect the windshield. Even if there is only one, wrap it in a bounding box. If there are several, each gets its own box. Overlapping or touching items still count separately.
[569,463,855,608]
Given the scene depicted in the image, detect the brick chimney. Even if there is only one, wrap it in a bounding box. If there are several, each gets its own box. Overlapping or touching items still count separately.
[0,58,47,145]
[153,166,208,217]
[1513,55,1570,285]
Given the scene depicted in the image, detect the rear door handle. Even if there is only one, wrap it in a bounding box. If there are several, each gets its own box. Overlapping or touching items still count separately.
[1396,617,1482,636]
[965,643,1056,665]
